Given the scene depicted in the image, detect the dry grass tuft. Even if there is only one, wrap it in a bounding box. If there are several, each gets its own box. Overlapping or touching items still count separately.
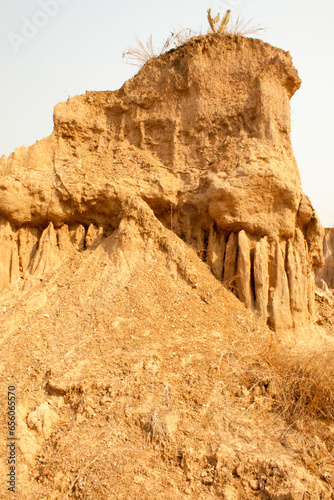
[232,329,334,424]
[266,342,334,422]
[224,15,266,37]
[122,35,156,67]
[122,28,200,67]
[140,410,168,446]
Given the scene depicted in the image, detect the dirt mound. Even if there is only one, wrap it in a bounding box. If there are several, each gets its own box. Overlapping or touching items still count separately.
[0,34,333,499]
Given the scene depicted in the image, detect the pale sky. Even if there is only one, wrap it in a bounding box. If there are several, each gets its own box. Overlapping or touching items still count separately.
[1,0,333,226]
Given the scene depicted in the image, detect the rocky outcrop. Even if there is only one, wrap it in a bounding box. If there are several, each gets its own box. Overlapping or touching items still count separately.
[316,228,334,291]
[253,237,269,322]
[207,222,225,281]
[236,230,253,310]
[0,220,20,289]
[0,219,105,283]
[223,232,238,288]
[203,227,317,329]
[0,34,324,329]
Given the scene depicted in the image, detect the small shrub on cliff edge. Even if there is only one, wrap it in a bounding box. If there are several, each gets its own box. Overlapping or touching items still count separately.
[122,28,199,67]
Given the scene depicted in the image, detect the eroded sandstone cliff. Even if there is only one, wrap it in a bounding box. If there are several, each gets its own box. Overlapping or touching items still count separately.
[0,34,324,330]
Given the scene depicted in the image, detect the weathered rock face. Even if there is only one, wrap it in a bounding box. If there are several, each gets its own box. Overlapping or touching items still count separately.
[0,34,324,329]
[316,228,334,291]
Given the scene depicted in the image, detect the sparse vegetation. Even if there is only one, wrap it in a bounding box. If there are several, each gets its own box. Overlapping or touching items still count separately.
[225,14,266,37]
[122,34,156,67]
[207,8,231,34]
[122,28,199,67]
[225,326,334,425]
[122,10,266,68]
[266,342,334,422]
[140,410,168,446]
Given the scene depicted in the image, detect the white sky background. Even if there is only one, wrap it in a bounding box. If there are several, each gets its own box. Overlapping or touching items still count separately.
[0,0,333,226]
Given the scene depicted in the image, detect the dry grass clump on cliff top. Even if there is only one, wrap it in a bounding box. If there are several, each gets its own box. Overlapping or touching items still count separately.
[122,28,199,67]
[225,15,266,37]
[122,15,265,67]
